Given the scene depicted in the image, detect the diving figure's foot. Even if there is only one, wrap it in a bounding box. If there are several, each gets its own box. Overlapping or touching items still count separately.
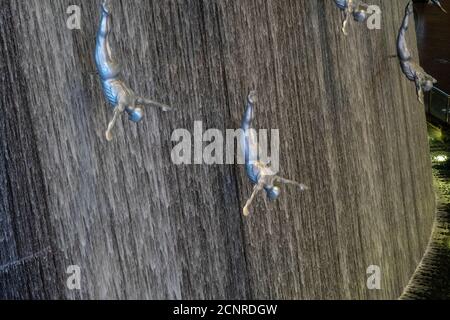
[406,1,414,15]
[248,91,258,104]
[101,0,111,14]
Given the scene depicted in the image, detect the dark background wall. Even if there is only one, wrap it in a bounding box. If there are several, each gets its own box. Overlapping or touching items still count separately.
[0,0,435,299]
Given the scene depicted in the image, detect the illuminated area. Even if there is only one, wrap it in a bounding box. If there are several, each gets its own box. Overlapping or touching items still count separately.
[430,128,450,200]
[410,127,450,298]
[433,155,449,163]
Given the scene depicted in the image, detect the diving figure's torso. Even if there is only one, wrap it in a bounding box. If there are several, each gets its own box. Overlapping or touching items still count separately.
[100,79,135,108]
[400,60,417,82]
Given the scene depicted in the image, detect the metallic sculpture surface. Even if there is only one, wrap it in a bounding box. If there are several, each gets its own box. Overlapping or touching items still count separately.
[241,92,308,216]
[397,1,437,104]
[95,1,172,141]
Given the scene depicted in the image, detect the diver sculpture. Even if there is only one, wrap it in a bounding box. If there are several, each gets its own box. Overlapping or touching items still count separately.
[95,0,172,141]
[241,91,308,217]
[334,0,370,35]
[397,1,437,104]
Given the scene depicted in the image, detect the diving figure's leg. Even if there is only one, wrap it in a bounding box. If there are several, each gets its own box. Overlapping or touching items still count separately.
[415,78,425,104]
[242,92,259,168]
[243,184,263,216]
[95,0,121,80]
[342,10,351,35]
[342,0,354,35]
[397,2,413,62]
[241,91,257,132]
[98,1,111,37]
[418,89,424,104]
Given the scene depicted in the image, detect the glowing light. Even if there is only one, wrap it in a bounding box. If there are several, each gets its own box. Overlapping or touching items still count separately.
[433,155,448,163]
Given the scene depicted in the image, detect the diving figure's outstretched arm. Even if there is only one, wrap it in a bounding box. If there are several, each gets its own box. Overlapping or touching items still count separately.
[243,184,263,216]
[415,77,424,104]
[106,104,125,141]
[136,96,173,112]
[275,177,309,191]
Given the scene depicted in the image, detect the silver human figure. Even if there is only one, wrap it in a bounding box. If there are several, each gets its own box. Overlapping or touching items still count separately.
[241,92,308,217]
[397,1,437,104]
[334,0,370,35]
[95,0,172,141]
[429,0,447,13]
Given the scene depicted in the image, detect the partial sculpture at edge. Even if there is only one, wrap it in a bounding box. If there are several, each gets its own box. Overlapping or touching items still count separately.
[397,1,437,104]
[334,0,370,35]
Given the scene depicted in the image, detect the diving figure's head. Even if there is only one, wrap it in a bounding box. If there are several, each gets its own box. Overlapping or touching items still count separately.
[423,80,435,92]
[353,9,367,22]
[248,91,258,104]
[422,74,437,92]
[128,108,144,123]
[101,0,111,15]
[265,185,281,201]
